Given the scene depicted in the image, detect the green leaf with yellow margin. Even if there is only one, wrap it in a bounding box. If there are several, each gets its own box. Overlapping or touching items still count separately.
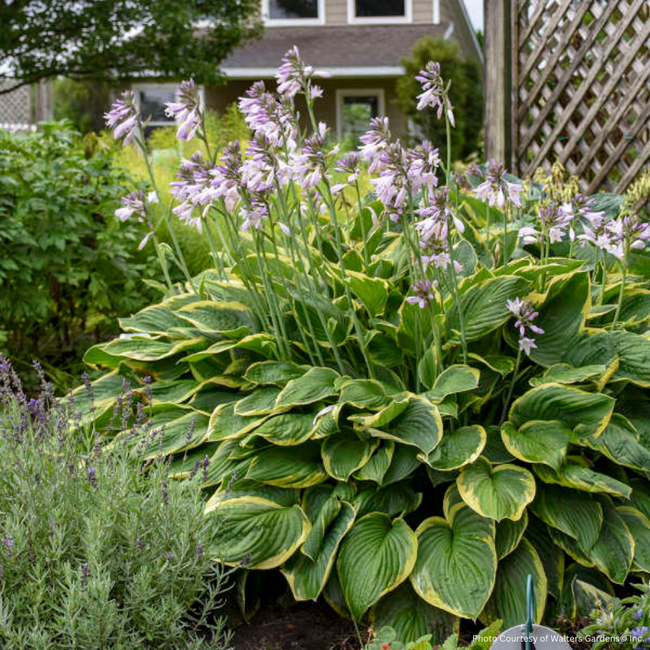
[480,539,547,628]
[275,367,340,407]
[421,365,480,403]
[420,425,486,471]
[204,495,310,569]
[246,444,328,488]
[616,506,650,573]
[252,412,315,446]
[337,513,418,621]
[501,420,571,470]
[495,511,528,560]
[244,360,308,386]
[457,457,535,522]
[586,413,650,472]
[410,503,496,619]
[610,330,650,387]
[322,434,379,480]
[534,460,632,499]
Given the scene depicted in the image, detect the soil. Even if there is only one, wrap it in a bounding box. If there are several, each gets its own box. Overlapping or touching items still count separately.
[232,600,366,650]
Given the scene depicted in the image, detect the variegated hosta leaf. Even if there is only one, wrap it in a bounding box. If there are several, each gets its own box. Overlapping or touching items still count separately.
[610,330,650,387]
[176,300,253,337]
[322,434,379,480]
[252,412,315,446]
[382,446,421,486]
[119,301,193,335]
[500,420,571,470]
[338,378,403,410]
[201,440,251,487]
[529,363,607,387]
[529,483,603,552]
[508,384,614,441]
[410,504,496,619]
[495,510,528,559]
[138,411,209,459]
[204,495,310,569]
[631,478,650,520]
[526,514,565,600]
[275,367,340,407]
[244,360,308,386]
[245,444,328,488]
[353,441,394,483]
[337,513,418,620]
[370,582,459,646]
[533,459,632,499]
[370,396,443,455]
[282,501,356,601]
[344,270,389,317]
[457,457,535,522]
[421,364,480,403]
[207,402,268,441]
[586,413,650,472]
[356,481,422,518]
[421,425,486,471]
[233,387,283,416]
[480,539,547,628]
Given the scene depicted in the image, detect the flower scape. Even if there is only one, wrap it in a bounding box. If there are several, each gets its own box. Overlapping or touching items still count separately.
[77,46,650,642]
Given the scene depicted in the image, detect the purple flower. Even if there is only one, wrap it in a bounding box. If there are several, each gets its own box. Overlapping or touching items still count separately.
[289,123,334,189]
[332,152,360,193]
[104,91,140,145]
[276,46,329,99]
[359,116,391,165]
[406,279,438,309]
[519,203,575,245]
[1,537,14,551]
[240,198,269,233]
[171,151,215,231]
[635,609,645,622]
[87,466,97,486]
[415,61,455,126]
[210,141,244,212]
[115,190,158,249]
[507,297,544,355]
[631,626,650,645]
[474,159,523,209]
[605,213,650,260]
[165,79,202,142]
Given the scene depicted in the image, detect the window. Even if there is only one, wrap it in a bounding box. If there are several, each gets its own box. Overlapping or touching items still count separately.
[336,89,385,140]
[263,0,324,25]
[347,0,411,23]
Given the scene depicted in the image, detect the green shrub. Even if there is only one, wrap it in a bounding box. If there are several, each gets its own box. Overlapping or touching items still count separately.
[0,358,232,650]
[0,122,158,386]
[84,50,650,644]
[53,78,114,134]
[396,37,482,160]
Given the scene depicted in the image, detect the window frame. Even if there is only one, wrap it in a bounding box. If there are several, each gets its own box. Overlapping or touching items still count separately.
[335,88,386,140]
[262,0,325,27]
[346,0,413,24]
[131,82,205,128]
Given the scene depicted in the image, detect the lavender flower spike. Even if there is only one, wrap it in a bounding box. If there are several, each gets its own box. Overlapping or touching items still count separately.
[507,297,544,356]
[104,91,140,145]
[415,61,455,126]
[406,279,438,309]
[165,79,202,142]
[475,159,523,209]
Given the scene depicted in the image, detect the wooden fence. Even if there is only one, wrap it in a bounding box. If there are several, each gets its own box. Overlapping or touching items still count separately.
[0,81,52,132]
[484,0,650,194]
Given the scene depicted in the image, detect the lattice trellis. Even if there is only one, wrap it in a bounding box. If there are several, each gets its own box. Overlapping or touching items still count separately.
[512,0,650,194]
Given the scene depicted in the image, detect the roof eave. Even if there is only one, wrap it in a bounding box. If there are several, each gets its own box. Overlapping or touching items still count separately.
[220,65,405,79]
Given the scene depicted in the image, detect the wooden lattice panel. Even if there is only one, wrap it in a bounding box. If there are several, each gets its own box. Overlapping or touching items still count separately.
[513,0,650,194]
[0,81,33,131]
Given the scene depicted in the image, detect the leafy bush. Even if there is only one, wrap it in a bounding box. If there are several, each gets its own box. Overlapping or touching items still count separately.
[0,122,157,385]
[53,78,114,134]
[82,49,650,644]
[396,37,483,160]
[0,358,232,649]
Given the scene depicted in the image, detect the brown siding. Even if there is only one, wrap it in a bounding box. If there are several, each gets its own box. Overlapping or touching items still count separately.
[325,0,348,25]
[206,76,408,139]
[413,0,434,24]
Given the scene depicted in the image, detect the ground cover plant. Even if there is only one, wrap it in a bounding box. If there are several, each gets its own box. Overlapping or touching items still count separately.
[79,47,650,645]
[0,358,232,649]
[0,122,158,386]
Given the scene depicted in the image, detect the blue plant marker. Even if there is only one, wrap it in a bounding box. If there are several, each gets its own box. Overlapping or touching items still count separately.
[525,573,535,650]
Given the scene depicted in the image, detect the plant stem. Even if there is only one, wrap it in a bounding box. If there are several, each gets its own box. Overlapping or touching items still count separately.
[152,232,173,290]
[502,203,509,272]
[611,257,628,330]
[500,346,522,425]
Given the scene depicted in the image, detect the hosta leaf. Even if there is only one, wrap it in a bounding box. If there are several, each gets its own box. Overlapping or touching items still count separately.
[631,478,650,520]
[119,301,190,335]
[457,458,535,522]
[138,411,209,459]
[445,275,530,342]
[244,360,307,386]
[246,444,328,488]
[586,496,634,584]
[508,383,614,441]
[87,337,205,363]
[275,367,340,407]
[337,514,418,621]
[143,379,201,405]
[167,442,220,479]
[411,505,496,619]
[529,483,603,552]
[611,330,650,387]
[421,425,486,471]
[371,583,459,646]
[528,271,590,366]
[480,539,547,628]
[202,440,251,487]
[617,507,650,573]
[587,413,650,472]
[176,300,252,336]
[421,365,480,403]
[534,461,632,499]
[500,420,571,470]
[339,379,402,410]
[382,445,421,486]
[283,502,356,601]
[495,510,528,560]
[345,270,389,317]
[526,515,565,600]
[322,434,379,480]
[311,403,342,438]
[207,402,268,441]
[353,441,394,483]
[356,481,422,518]
[529,363,606,387]
[372,396,443,455]
[204,496,310,569]
[234,387,283,416]
[252,413,315,446]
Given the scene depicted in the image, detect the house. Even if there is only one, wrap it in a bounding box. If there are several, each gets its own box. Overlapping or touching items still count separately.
[132,0,481,140]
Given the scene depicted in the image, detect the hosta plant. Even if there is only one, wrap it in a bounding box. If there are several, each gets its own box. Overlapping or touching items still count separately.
[79,47,650,643]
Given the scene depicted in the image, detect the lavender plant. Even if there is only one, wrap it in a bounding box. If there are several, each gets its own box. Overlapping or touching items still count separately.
[0,358,232,650]
[79,48,650,643]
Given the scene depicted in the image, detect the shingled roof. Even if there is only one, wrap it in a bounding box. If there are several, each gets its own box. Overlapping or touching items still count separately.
[220,24,451,76]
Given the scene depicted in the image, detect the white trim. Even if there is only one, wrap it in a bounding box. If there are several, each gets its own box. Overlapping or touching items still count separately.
[221,66,404,79]
[346,0,412,24]
[444,23,455,39]
[261,0,325,26]
[335,88,385,139]
[132,81,205,126]
[457,0,484,61]
[433,0,440,24]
